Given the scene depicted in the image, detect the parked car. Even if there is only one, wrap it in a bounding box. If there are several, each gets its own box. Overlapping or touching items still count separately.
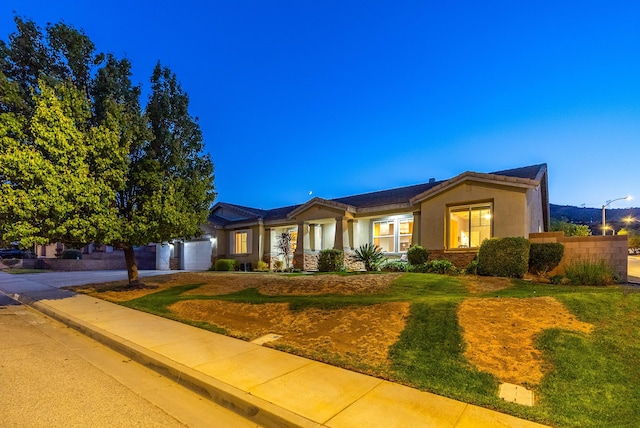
[0,248,35,259]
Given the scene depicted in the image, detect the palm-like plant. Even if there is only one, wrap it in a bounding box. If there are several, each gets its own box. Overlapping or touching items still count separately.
[354,243,386,271]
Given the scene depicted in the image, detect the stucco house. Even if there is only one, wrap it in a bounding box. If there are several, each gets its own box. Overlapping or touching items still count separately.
[207,163,550,271]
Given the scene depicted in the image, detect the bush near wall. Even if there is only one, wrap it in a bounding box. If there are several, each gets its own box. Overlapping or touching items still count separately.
[529,242,564,274]
[60,249,82,259]
[477,237,530,278]
[407,245,429,265]
[213,259,237,271]
[318,249,344,272]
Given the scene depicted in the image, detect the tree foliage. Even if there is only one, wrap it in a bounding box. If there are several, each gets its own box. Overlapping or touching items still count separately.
[276,232,293,271]
[0,16,215,284]
[550,218,591,237]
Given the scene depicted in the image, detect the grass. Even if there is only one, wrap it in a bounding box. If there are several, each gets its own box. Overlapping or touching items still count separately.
[101,272,640,427]
[3,268,48,274]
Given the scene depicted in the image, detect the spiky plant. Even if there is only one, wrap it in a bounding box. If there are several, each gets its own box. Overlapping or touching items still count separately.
[354,243,386,271]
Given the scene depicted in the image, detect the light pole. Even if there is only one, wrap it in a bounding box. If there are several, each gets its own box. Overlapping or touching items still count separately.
[602,196,632,235]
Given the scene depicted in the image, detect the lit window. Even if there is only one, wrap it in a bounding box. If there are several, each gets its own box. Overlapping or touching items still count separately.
[448,204,492,249]
[373,217,413,253]
[289,230,298,253]
[234,231,248,254]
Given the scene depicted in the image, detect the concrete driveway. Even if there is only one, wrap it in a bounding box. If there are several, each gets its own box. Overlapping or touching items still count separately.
[0,270,177,294]
[629,256,640,284]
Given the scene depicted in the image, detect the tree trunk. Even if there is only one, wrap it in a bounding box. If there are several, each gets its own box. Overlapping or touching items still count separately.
[123,246,139,286]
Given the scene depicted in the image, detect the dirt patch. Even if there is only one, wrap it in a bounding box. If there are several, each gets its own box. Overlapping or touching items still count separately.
[460,275,514,294]
[181,272,402,296]
[72,272,594,386]
[170,300,410,367]
[458,297,593,385]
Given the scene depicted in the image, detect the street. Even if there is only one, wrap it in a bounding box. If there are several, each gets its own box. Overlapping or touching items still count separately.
[629,255,640,283]
[0,294,260,428]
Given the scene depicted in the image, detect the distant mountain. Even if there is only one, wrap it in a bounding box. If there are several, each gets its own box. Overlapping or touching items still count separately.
[550,204,640,230]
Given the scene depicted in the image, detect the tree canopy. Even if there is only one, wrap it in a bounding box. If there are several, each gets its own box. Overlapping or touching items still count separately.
[0,16,215,284]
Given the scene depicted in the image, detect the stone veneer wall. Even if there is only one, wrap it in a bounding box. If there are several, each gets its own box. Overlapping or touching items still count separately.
[290,251,365,271]
[529,232,628,282]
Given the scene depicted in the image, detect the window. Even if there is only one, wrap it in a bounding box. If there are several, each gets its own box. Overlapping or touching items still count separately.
[373,217,413,253]
[233,230,250,254]
[448,204,492,249]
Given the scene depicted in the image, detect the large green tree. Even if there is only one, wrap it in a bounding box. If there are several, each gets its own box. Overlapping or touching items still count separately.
[0,17,215,285]
[0,80,125,247]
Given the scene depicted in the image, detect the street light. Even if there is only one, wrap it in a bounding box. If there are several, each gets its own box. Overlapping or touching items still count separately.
[602,196,632,235]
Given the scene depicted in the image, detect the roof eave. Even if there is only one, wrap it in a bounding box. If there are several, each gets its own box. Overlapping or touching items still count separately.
[287,197,356,219]
[410,171,541,204]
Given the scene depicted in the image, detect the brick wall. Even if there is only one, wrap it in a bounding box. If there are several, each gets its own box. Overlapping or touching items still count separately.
[529,232,628,282]
[427,250,477,268]
[23,258,127,271]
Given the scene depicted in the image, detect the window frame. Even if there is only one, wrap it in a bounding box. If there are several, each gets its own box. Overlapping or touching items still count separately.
[372,216,414,254]
[447,202,493,250]
[232,229,251,255]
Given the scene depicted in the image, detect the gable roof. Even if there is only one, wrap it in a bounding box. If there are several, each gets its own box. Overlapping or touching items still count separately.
[209,163,548,227]
[410,163,548,204]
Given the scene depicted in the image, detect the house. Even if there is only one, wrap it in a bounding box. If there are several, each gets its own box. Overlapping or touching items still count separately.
[207,163,550,271]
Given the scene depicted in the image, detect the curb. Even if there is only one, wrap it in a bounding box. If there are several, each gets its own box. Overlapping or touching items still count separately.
[14,294,319,428]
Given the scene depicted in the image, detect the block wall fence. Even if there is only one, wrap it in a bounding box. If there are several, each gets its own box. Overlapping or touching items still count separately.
[529,232,628,282]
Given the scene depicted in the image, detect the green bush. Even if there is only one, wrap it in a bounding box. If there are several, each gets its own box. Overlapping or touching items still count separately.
[213,258,237,271]
[465,259,479,275]
[427,259,456,274]
[318,249,344,272]
[477,237,530,278]
[60,249,82,259]
[564,259,618,286]
[353,243,385,271]
[381,260,408,272]
[407,245,429,265]
[529,243,564,274]
[550,274,564,285]
[255,260,269,272]
[408,259,457,275]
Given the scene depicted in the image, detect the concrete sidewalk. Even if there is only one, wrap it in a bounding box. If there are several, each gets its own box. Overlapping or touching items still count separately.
[0,271,547,428]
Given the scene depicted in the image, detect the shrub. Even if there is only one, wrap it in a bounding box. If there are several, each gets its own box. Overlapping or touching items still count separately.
[564,259,618,286]
[550,274,564,285]
[465,259,479,275]
[60,249,82,259]
[407,245,429,265]
[408,262,429,273]
[353,243,385,271]
[426,259,456,274]
[477,237,530,278]
[273,260,284,272]
[381,260,407,272]
[255,260,269,272]
[409,259,457,275]
[318,249,344,272]
[529,243,564,274]
[213,258,237,271]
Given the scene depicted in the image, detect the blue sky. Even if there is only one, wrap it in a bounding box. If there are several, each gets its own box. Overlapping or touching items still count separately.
[2,1,638,210]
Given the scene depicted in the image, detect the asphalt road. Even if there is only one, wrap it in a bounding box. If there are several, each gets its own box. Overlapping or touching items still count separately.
[0,294,260,428]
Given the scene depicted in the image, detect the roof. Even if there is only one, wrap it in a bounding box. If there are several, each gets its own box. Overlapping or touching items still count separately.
[209,163,548,227]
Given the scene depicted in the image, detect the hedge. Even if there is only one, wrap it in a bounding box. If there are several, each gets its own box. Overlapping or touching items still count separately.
[529,243,564,274]
[477,237,530,278]
[213,258,237,271]
[318,249,344,272]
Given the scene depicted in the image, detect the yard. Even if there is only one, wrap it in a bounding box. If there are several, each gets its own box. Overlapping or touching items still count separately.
[69,272,640,428]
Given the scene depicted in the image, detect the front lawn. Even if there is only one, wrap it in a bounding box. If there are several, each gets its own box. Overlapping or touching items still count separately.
[70,272,640,428]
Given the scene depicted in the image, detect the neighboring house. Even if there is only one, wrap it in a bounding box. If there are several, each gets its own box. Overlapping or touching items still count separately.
[208,163,550,271]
